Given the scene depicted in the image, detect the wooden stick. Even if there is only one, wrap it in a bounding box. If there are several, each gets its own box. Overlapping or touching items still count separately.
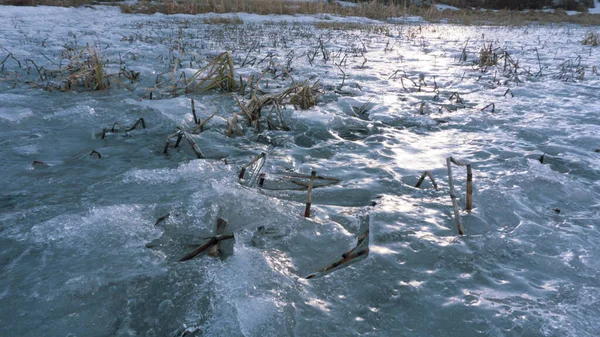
[446,157,464,235]
[304,171,317,217]
[179,234,234,262]
[208,218,227,257]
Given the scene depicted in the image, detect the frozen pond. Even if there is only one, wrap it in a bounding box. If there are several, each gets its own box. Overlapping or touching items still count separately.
[1,5,599,337]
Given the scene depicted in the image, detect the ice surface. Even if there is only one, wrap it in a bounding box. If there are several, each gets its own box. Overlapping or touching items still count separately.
[1,4,599,337]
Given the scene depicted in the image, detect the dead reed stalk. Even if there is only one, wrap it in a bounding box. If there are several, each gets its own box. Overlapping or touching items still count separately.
[304,171,317,217]
[415,170,438,190]
[446,157,464,235]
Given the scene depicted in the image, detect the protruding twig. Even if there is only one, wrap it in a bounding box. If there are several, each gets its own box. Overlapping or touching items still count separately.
[415,170,438,190]
[128,118,146,131]
[481,103,495,112]
[304,171,317,217]
[449,157,473,211]
[342,229,369,258]
[446,157,464,235]
[89,150,102,158]
[306,249,369,279]
[178,235,234,262]
[154,213,170,226]
[208,218,228,257]
[183,132,204,159]
[258,173,266,187]
[191,98,198,124]
[238,152,266,180]
[31,160,48,168]
[193,113,215,133]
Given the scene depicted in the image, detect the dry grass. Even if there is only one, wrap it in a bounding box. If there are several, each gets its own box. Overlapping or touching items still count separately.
[3,0,600,26]
[429,7,600,25]
[119,0,405,20]
[187,51,237,92]
[202,15,244,25]
[583,31,599,46]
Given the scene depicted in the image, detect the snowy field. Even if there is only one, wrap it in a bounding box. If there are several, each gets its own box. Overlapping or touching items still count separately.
[1,5,600,337]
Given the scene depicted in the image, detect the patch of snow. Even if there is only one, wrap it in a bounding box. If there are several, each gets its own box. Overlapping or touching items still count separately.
[589,1,600,14]
[337,1,358,7]
[387,16,425,23]
[436,4,459,11]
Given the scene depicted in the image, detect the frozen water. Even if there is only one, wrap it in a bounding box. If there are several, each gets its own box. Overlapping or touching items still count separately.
[1,4,599,337]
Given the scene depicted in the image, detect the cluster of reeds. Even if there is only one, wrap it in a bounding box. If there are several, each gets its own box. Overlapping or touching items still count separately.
[6,45,140,92]
[479,43,498,67]
[186,51,237,93]
[42,46,111,92]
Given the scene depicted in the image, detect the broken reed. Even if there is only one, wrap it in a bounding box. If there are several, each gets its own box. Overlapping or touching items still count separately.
[162,129,204,159]
[238,152,266,180]
[101,118,146,139]
[415,170,438,190]
[208,217,228,257]
[304,171,317,217]
[446,157,473,235]
[306,228,370,279]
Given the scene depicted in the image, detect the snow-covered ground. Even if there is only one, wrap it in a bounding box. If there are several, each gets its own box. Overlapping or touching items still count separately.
[1,4,599,337]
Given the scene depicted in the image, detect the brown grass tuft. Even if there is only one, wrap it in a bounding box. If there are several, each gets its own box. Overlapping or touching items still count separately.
[583,31,599,46]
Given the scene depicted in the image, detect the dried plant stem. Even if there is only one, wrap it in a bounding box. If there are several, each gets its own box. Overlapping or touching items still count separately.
[191,98,198,124]
[239,152,266,180]
[446,157,464,235]
[449,156,473,211]
[193,113,215,133]
[415,170,438,190]
[279,172,340,182]
[306,228,370,279]
[208,218,228,257]
[183,132,204,159]
[179,233,234,262]
[154,213,170,226]
[89,150,102,158]
[304,171,317,217]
